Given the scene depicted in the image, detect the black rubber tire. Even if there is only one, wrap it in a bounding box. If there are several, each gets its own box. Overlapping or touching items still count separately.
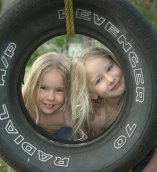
[1,0,157,171]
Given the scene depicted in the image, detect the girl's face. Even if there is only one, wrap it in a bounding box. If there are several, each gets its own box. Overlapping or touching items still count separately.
[37,68,65,116]
[85,56,125,100]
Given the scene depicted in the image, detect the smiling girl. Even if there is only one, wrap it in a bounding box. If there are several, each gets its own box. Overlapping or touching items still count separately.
[70,46,125,140]
[22,52,72,136]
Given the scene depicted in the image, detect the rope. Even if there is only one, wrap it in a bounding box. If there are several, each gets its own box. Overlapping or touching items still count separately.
[64,0,75,36]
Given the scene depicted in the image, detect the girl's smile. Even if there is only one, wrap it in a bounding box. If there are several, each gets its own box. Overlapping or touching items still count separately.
[44,103,56,109]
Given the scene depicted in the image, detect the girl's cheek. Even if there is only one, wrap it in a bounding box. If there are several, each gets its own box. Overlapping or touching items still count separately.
[60,94,65,103]
[115,68,122,77]
[118,67,123,75]
[37,91,46,100]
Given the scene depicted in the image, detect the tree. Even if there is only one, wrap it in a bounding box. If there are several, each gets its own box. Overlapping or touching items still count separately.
[1,0,14,10]
[152,0,157,21]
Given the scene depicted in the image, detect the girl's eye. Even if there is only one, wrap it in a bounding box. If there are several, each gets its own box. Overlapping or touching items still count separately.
[40,86,47,90]
[107,64,113,72]
[96,78,102,85]
[56,88,64,92]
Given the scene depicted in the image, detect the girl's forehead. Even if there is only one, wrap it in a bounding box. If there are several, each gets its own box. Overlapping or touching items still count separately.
[85,55,111,64]
[85,53,108,59]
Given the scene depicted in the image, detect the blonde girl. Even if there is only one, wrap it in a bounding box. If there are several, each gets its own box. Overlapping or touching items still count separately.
[70,46,125,140]
[22,52,71,134]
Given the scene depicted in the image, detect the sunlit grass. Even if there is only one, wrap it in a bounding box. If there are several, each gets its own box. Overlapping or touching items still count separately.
[0,159,8,172]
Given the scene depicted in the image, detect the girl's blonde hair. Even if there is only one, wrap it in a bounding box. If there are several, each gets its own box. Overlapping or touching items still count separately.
[70,46,120,140]
[22,52,70,124]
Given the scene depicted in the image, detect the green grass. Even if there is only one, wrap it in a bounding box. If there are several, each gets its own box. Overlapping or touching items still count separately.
[0,159,8,172]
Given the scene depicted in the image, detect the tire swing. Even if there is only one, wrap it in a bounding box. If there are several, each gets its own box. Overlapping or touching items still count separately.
[1,0,157,171]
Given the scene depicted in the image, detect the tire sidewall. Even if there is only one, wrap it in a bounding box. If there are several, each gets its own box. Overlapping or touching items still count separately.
[0,0,157,171]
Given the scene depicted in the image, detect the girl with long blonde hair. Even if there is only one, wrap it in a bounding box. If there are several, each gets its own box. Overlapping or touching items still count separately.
[70,46,125,140]
[22,52,72,136]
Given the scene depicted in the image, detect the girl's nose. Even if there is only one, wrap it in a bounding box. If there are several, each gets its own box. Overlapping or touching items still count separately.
[47,90,55,100]
[105,74,115,85]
